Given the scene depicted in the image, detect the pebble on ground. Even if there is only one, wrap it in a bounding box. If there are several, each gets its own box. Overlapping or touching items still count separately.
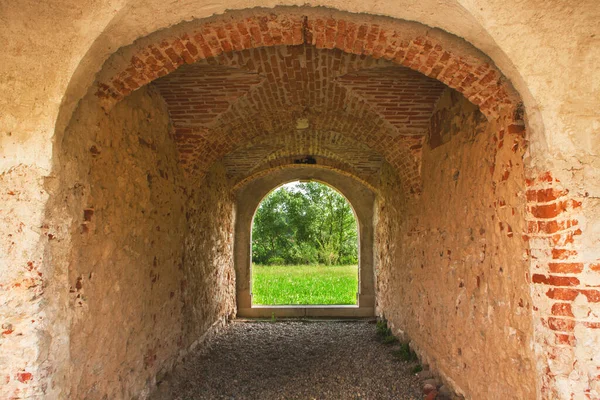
[151,320,423,400]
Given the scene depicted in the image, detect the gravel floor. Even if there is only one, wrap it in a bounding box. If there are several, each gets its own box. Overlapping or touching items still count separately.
[152,320,422,400]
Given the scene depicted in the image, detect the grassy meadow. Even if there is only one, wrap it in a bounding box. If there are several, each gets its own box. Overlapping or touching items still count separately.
[252,264,358,305]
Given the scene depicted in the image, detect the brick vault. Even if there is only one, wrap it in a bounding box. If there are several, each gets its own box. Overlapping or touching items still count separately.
[1,4,599,400]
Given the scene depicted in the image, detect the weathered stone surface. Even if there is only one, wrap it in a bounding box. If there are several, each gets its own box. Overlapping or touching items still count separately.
[181,162,236,344]
[375,90,536,399]
[423,383,437,394]
[438,384,453,397]
[424,378,441,388]
[1,2,599,399]
[0,165,49,398]
[417,370,434,380]
[35,87,236,398]
[58,87,189,398]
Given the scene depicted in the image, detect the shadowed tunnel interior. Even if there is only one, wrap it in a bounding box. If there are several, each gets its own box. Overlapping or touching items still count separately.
[4,4,599,400]
[52,8,534,399]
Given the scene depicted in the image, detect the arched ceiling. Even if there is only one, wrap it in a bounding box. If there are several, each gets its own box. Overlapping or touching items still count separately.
[93,7,523,191]
[222,130,384,187]
[150,44,447,189]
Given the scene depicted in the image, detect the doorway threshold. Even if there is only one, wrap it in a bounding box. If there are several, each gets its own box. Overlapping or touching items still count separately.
[237,305,374,318]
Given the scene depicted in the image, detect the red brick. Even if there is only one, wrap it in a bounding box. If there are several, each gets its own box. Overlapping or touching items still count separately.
[546,288,578,301]
[16,372,32,383]
[525,178,536,187]
[547,317,575,332]
[150,45,429,186]
[531,219,579,235]
[507,124,525,136]
[551,303,574,317]
[96,10,518,122]
[548,263,584,274]
[551,229,582,246]
[88,9,526,196]
[555,333,575,345]
[551,249,577,260]
[529,202,567,219]
[538,171,554,182]
[547,288,600,302]
[532,274,580,286]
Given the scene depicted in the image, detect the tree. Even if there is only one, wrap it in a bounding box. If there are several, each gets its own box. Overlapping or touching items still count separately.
[252,181,358,265]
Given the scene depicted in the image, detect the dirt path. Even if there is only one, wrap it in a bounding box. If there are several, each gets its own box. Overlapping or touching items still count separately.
[151,320,423,399]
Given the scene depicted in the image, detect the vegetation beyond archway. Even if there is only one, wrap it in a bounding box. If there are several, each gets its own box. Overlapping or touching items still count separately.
[251,181,359,305]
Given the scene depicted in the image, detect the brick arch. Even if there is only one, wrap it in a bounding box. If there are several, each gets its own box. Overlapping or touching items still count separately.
[92,7,524,194]
[150,44,436,192]
[231,155,379,192]
[222,129,384,183]
[95,7,521,120]
[171,108,411,172]
[160,89,422,190]
[230,111,419,190]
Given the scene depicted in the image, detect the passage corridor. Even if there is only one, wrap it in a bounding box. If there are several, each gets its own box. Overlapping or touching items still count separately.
[151,321,422,399]
[5,4,599,399]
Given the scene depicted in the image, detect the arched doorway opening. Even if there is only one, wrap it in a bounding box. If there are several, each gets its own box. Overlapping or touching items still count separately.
[235,167,377,318]
[250,180,360,306]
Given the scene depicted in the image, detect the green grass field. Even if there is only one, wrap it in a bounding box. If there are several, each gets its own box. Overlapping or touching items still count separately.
[252,264,358,305]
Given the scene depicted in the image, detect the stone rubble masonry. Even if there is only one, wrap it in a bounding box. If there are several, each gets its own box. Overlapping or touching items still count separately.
[7,85,237,399]
[0,165,49,399]
[65,87,187,399]
[375,89,536,399]
[181,162,236,346]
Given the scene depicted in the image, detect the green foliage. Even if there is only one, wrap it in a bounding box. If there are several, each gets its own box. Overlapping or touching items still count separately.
[376,319,398,344]
[383,335,398,344]
[376,319,392,337]
[267,256,285,266]
[252,264,358,305]
[338,254,358,266]
[252,182,358,266]
[411,364,423,374]
[392,342,418,362]
[288,242,319,265]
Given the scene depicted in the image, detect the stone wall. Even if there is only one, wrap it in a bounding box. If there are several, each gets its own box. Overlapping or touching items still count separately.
[0,165,50,398]
[1,2,598,398]
[181,162,236,347]
[59,87,187,398]
[38,87,236,398]
[376,89,536,398]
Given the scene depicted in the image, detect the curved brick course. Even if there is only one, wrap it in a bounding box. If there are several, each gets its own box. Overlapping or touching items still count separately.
[93,7,522,192]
